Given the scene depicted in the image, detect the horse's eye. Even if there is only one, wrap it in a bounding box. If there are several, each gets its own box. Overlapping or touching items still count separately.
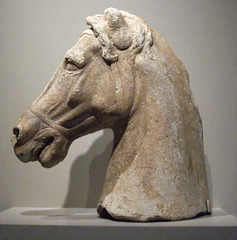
[65,58,84,71]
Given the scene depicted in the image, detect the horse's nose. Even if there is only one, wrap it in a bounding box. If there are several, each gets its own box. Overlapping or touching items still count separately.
[12,124,26,144]
[13,126,21,141]
[12,123,34,163]
[12,110,42,145]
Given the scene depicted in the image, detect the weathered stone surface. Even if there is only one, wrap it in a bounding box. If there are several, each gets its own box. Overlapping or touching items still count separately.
[12,8,210,221]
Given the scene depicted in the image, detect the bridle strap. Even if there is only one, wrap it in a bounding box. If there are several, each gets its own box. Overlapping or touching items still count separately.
[28,107,72,140]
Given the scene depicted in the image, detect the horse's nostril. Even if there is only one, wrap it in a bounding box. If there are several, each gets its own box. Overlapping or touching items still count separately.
[13,126,20,139]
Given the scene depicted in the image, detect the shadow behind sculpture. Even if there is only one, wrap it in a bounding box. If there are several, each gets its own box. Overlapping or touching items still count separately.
[64,130,113,208]
[12,8,210,221]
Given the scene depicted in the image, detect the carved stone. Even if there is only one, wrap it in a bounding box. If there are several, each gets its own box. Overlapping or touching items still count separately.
[12,8,210,221]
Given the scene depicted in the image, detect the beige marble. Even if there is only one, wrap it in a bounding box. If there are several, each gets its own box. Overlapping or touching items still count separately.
[12,8,210,221]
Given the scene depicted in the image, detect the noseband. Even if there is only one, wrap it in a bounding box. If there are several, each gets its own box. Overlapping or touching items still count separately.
[28,106,73,140]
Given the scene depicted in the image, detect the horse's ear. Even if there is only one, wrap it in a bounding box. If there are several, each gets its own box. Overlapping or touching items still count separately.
[103,8,132,50]
[103,8,125,29]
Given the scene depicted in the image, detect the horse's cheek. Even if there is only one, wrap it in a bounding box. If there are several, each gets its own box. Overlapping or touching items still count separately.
[88,83,115,112]
[90,94,112,113]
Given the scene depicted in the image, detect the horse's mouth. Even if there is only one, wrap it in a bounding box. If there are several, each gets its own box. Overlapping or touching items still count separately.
[13,130,71,168]
[32,136,55,164]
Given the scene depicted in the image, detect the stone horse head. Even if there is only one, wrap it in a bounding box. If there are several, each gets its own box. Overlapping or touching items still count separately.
[12,8,210,221]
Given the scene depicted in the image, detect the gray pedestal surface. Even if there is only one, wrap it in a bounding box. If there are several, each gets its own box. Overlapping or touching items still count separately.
[0,208,236,240]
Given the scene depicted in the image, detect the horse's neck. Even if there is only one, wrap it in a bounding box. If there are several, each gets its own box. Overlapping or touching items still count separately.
[113,108,152,166]
[100,105,159,199]
[97,47,209,219]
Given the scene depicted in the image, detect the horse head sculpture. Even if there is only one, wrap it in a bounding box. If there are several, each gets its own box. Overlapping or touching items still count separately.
[12,8,210,221]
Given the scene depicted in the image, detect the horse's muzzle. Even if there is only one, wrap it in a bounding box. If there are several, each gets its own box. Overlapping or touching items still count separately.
[11,130,34,163]
[12,109,42,163]
[13,146,32,163]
